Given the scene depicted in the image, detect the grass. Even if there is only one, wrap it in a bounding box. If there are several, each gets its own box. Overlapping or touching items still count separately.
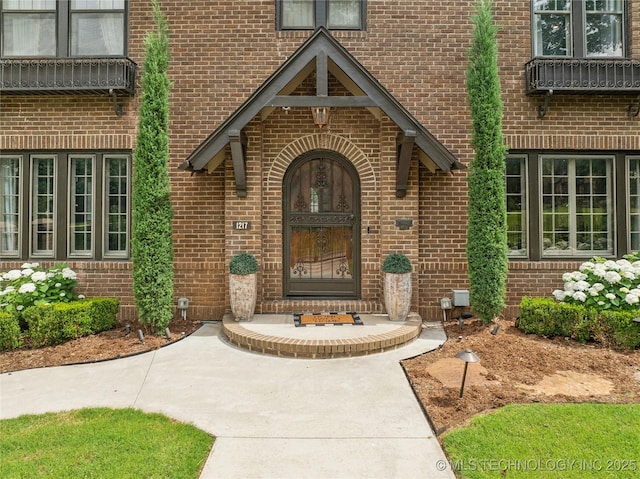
[0,408,214,479]
[442,403,640,479]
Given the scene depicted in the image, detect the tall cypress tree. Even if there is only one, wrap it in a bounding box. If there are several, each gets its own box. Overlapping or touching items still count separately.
[466,0,508,323]
[132,0,174,332]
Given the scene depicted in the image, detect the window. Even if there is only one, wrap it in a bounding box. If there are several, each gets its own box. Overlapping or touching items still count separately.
[541,155,613,256]
[1,0,127,57]
[532,0,625,57]
[0,152,131,260]
[277,0,365,30]
[505,152,640,260]
[629,157,640,251]
[506,155,528,257]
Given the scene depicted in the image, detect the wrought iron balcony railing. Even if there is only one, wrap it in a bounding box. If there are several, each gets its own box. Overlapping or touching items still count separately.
[0,57,137,96]
[525,57,640,94]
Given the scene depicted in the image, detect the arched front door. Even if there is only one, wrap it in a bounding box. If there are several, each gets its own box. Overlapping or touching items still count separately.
[283,150,360,297]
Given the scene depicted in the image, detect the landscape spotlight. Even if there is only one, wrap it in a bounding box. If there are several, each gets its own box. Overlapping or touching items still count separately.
[137,329,145,344]
[455,349,479,398]
[177,297,190,320]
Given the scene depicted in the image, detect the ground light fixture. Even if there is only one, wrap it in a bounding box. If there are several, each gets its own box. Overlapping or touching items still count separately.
[177,297,190,320]
[456,349,479,398]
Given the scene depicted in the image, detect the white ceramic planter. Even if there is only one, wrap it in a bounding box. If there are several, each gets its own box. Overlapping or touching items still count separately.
[384,272,412,321]
[229,273,257,321]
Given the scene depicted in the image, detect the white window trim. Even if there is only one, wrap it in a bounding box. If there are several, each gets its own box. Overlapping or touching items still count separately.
[627,155,640,252]
[0,154,23,259]
[29,154,57,258]
[506,154,529,258]
[102,154,130,259]
[539,154,615,258]
[67,154,95,259]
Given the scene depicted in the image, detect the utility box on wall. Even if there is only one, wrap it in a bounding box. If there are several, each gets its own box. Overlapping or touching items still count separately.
[452,289,470,307]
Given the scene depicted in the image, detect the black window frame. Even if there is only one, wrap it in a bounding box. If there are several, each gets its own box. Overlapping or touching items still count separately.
[506,150,638,261]
[531,0,629,59]
[0,0,129,58]
[0,150,132,261]
[276,0,366,31]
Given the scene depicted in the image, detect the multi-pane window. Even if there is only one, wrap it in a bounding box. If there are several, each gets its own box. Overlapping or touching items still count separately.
[31,155,56,256]
[0,156,21,257]
[506,156,528,257]
[504,152,640,260]
[541,156,613,256]
[629,157,640,251]
[69,156,94,257]
[0,152,130,260]
[1,0,127,57]
[105,156,129,256]
[277,0,365,30]
[533,0,625,57]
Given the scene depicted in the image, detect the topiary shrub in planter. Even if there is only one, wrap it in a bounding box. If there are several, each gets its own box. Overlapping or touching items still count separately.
[381,253,412,321]
[229,253,259,322]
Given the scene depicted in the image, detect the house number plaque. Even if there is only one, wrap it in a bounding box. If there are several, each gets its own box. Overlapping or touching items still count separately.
[233,221,251,230]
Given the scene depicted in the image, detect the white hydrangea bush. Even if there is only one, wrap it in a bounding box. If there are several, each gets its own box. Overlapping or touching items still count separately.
[0,263,80,316]
[552,254,640,311]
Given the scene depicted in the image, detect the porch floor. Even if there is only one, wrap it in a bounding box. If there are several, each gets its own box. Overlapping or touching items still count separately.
[222,312,424,359]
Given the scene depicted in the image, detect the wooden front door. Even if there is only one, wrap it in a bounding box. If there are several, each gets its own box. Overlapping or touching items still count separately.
[283,150,360,297]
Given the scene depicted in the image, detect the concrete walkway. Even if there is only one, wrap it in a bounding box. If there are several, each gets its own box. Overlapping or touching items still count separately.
[0,321,456,479]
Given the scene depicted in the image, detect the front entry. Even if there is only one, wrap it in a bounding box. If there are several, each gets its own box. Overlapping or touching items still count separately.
[283,150,360,297]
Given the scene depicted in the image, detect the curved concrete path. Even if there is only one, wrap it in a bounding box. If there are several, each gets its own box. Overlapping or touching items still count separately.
[0,322,456,479]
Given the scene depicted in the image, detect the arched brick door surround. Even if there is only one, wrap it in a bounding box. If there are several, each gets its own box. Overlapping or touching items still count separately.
[264,133,377,300]
[266,133,376,190]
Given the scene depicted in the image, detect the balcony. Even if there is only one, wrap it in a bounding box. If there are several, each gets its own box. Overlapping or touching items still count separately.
[525,57,640,94]
[0,57,137,96]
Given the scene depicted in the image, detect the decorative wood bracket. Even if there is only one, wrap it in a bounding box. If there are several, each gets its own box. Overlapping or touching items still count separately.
[229,129,248,197]
[537,90,553,119]
[396,130,416,198]
[109,89,124,116]
[627,96,640,119]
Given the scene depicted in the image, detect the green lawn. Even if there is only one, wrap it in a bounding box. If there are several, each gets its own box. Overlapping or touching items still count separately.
[0,408,214,479]
[442,403,640,479]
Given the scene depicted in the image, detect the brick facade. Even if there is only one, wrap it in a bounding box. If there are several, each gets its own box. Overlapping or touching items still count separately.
[1,1,638,321]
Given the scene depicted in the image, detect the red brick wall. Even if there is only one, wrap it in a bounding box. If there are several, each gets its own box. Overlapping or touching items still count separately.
[1,1,638,321]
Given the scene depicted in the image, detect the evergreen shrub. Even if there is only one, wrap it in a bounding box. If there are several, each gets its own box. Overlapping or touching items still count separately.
[0,312,22,351]
[381,253,412,274]
[229,253,259,275]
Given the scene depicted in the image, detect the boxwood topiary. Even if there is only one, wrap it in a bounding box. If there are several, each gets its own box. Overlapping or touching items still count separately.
[381,253,412,274]
[229,252,259,275]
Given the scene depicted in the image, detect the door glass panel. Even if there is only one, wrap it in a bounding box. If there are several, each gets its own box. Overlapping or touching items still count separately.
[290,226,352,279]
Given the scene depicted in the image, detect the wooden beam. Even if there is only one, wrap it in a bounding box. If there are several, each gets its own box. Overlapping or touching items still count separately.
[418,150,437,174]
[229,129,248,197]
[267,95,378,107]
[328,58,381,119]
[316,51,328,96]
[261,60,315,121]
[205,149,226,174]
[396,130,416,198]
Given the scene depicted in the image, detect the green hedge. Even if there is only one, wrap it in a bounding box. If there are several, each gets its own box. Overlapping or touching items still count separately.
[518,297,640,350]
[0,312,22,351]
[22,298,119,348]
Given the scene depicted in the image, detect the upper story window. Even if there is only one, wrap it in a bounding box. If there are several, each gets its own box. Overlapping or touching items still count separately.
[533,0,625,58]
[277,0,365,30]
[1,0,127,58]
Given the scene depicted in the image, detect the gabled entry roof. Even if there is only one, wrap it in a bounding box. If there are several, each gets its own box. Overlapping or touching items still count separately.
[179,27,464,197]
